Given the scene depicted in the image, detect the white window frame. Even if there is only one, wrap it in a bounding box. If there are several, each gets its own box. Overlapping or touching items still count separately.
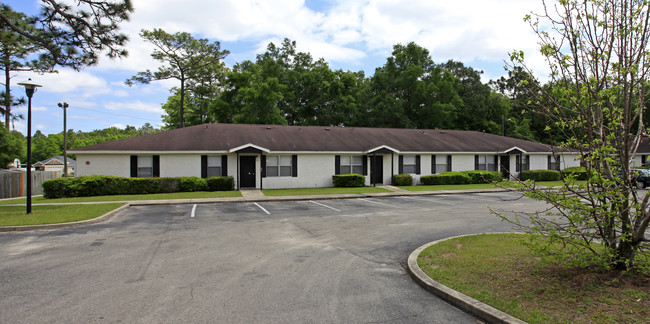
[138,155,153,178]
[207,156,222,177]
[477,155,496,171]
[340,155,364,175]
[403,155,417,174]
[434,155,450,174]
[266,155,292,177]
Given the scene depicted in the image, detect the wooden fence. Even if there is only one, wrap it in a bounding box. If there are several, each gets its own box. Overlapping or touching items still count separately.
[0,170,60,199]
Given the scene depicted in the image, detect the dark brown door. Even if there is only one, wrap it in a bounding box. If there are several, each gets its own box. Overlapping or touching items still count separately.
[371,156,383,184]
[499,155,510,179]
[240,156,256,188]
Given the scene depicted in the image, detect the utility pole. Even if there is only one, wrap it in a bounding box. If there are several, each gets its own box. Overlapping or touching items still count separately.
[58,102,69,177]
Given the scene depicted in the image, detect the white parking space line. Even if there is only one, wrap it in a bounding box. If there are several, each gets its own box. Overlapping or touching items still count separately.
[357,198,397,207]
[399,196,455,206]
[190,204,197,218]
[309,200,341,212]
[254,202,271,215]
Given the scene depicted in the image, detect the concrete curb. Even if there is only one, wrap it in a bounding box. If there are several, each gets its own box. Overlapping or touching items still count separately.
[0,203,129,232]
[407,234,527,324]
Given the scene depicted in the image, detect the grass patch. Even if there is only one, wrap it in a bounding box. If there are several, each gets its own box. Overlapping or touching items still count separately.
[0,203,125,226]
[0,191,242,205]
[418,233,650,323]
[261,186,391,196]
[399,183,502,191]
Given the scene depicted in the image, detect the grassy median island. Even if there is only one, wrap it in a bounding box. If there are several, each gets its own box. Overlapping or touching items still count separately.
[0,203,125,226]
[417,233,650,323]
[262,186,391,196]
[0,191,242,205]
[399,183,502,191]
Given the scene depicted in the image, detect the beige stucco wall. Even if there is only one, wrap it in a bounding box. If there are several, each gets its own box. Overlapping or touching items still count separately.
[75,154,130,177]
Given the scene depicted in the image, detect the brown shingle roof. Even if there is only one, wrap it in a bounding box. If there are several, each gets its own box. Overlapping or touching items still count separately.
[70,123,554,153]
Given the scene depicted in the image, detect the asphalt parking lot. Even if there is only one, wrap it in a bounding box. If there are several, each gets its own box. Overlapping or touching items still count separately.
[0,192,548,323]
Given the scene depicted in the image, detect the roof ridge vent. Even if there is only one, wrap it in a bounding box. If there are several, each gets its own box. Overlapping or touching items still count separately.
[266,126,272,129]
[325,127,330,131]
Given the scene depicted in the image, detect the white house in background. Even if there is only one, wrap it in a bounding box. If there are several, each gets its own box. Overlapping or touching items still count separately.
[69,123,581,189]
[34,156,76,175]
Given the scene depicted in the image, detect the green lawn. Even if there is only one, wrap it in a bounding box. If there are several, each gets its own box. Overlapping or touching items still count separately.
[262,186,391,196]
[418,233,649,323]
[399,183,503,191]
[0,203,125,226]
[0,191,242,205]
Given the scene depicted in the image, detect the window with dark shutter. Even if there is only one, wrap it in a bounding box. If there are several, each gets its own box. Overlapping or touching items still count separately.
[222,155,228,176]
[431,155,436,174]
[153,155,160,177]
[130,155,138,177]
[335,155,341,175]
[201,155,208,178]
[292,155,298,177]
[415,155,421,174]
[398,155,404,174]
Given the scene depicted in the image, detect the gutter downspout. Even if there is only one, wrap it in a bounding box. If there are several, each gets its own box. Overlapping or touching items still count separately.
[236,152,240,190]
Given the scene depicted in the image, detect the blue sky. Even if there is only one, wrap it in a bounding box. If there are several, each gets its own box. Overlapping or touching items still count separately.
[5,0,546,136]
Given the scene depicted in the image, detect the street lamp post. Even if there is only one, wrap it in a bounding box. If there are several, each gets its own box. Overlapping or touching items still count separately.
[17,78,42,214]
[58,102,69,177]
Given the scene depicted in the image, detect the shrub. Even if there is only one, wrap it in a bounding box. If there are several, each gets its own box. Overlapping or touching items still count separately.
[207,176,235,191]
[332,174,365,187]
[519,169,561,181]
[179,177,208,192]
[392,174,413,186]
[561,166,589,181]
[463,170,503,184]
[420,172,472,185]
[42,175,234,198]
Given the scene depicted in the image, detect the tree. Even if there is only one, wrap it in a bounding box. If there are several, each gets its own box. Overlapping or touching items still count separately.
[0,121,24,168]
[127,29,229,128]
[502,0,650,270]
[0,6,52,130]
[0,1,133,70]
[366,42,462,129]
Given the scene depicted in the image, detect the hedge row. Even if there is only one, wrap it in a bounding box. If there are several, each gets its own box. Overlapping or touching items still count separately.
[420,170,503,185]
[43,175,235,198]
[332,174,365,187]
[561,166,589,180]
[392,174,413,186]
[519,169,561,181]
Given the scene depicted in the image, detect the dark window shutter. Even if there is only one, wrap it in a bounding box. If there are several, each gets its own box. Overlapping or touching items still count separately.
[475,155,479,170]
[292,155,298,177]
[153,155,160,177]
[261,155,267,178]
[335,155,341,175]
[130,155,138,177]
[494,155,498,171]
[201,155,208,178]
[431,155,436,174]
[643,155,647,166]
[447,155,452,172]
[415,155,421,174]
[222,155,228,176]
[397,155,404,174]
[363,155,368,175]
[547,155,551,170]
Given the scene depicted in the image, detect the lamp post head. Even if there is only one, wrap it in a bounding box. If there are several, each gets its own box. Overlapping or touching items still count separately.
[58,102,69,108]
[17,78,42,98]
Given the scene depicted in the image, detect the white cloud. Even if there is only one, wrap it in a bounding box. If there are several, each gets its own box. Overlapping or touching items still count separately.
[111,123,126,129]
[104,101,163,114]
